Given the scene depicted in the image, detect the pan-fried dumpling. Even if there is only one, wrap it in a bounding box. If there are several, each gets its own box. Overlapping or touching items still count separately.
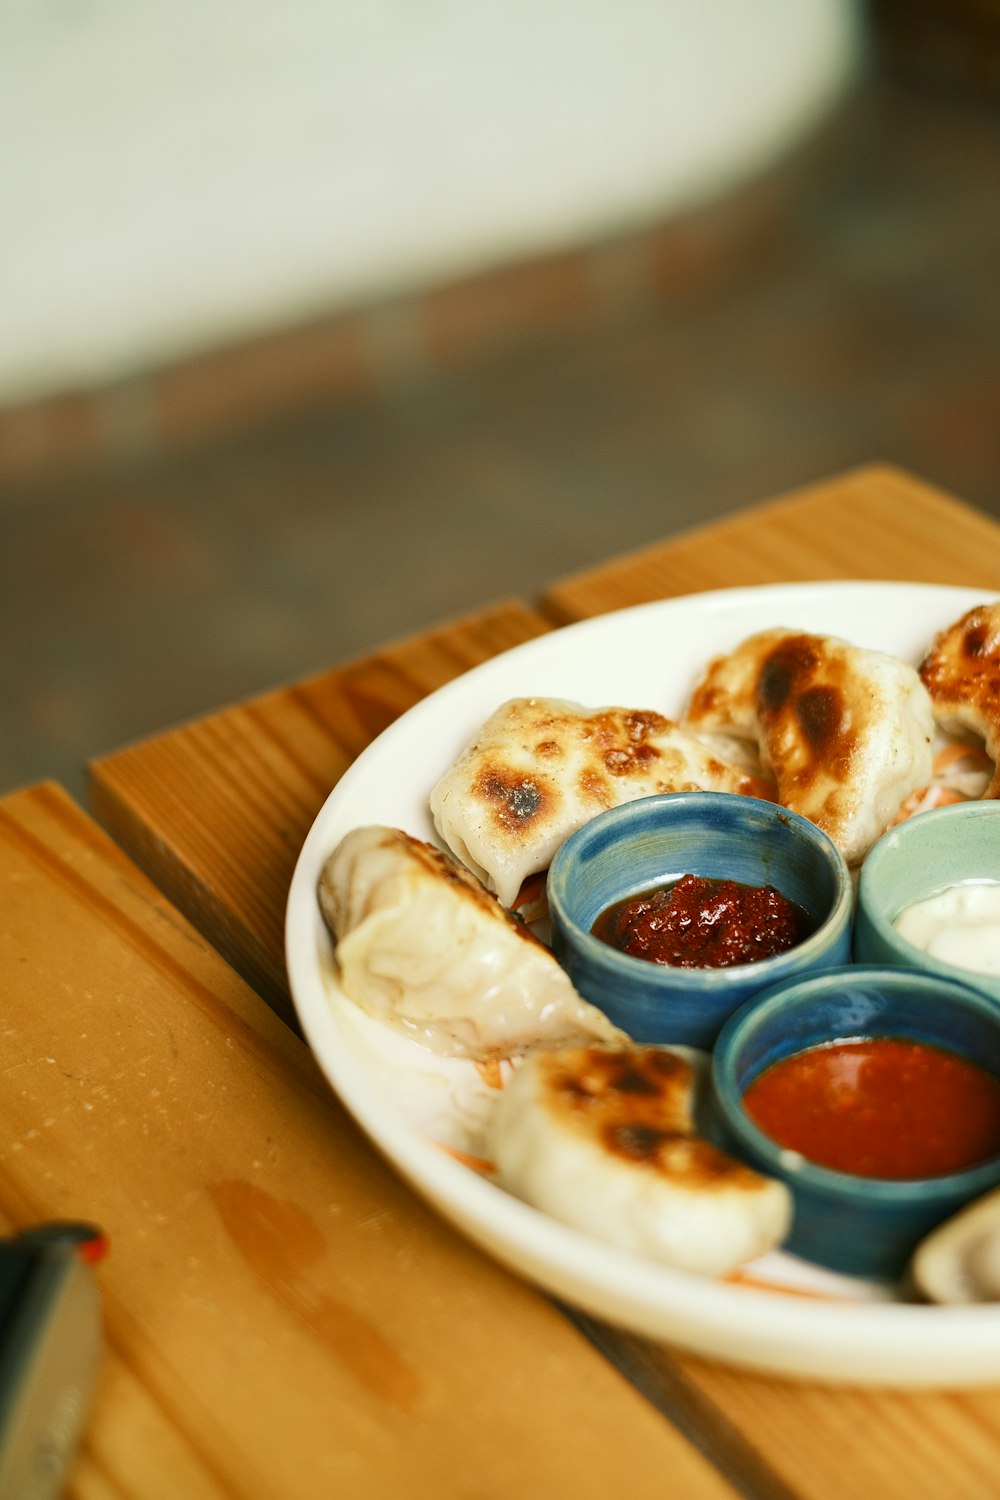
[684,629,934,866]
[919,602,1000,798]
[318,825,624,1060]
[489,1044,791,1276]
[429,697,767,908]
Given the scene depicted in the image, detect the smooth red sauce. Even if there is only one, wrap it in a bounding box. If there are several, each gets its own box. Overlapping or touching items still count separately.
[592,874,811,969]
[744,1037,1000,1180]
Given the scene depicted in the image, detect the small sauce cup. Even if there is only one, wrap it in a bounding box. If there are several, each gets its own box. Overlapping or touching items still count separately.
[706,965,1000,1280]
[546,791,853,1050]
[854,800,1000,1004]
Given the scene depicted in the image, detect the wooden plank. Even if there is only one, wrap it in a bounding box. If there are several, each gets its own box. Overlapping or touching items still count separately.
[0,782,736,1500]
[537,461,1000,1498]
[575,1325,1000,1500]
[538,464,1000,622]
[86,590,818,1495]
[82,466,1000,1498]
[89,600,553,1025]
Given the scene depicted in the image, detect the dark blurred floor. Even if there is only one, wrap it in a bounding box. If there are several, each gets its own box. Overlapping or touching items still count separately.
[2,68,1000,804]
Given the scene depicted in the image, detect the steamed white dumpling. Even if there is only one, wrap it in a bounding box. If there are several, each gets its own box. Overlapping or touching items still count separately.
[318,825,624,1061]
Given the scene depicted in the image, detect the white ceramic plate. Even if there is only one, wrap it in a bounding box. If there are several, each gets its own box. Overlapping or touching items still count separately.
[286,580,1000,1387]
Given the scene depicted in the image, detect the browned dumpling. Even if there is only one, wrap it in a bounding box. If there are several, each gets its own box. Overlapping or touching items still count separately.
[684,629,934,866]
[919,602,1000,798]
[488,1044,791,1276]
[429,696,766,908]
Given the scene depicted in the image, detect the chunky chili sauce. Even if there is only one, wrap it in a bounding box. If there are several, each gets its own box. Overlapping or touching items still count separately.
[591,874,812,969]
[743,1038,1000,1180]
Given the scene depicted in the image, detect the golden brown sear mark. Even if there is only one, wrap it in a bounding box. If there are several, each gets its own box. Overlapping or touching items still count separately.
[536,1045,772,1191]
[921,604,1000,714]
[474,764,557,833]
[591,709,670,777]
[757,635,859,786]
[577,767,613,807]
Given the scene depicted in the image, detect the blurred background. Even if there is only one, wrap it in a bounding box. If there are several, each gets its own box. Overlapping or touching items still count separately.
[2,0,999,800]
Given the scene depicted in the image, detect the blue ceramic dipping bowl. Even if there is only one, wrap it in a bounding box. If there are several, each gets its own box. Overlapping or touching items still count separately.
[854,800,1000,1004]
[546,791,853,1050]
[706,965,1000,1280]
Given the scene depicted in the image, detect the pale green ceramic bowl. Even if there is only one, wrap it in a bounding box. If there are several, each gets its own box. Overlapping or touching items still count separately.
[854,801,1000,1005]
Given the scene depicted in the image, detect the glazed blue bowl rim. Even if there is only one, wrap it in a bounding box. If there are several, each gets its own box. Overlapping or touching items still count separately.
[857,800,1000,981]
[711,963,1000,1203]
[547,791,854,994]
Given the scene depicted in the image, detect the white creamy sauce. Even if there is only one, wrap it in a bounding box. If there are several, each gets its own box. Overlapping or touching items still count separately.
[895,882,1000,976]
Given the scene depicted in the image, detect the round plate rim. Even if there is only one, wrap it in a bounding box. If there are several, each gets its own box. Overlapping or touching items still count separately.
[285,578,1000,1386]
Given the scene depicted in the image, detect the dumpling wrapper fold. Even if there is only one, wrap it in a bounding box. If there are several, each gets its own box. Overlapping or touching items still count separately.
[319,824,624,1061]
[430,696,767,908]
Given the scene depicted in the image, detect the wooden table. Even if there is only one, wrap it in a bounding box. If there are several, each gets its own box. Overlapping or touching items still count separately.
[6,463,1000,1497]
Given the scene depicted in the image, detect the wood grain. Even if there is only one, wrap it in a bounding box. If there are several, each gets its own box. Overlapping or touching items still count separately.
[0,782,735,1500]
[539,462,1000,1499]
[82,464,1000,1498]
[89,599,553,1024]
[576,1327,1000,1500]
[539,463,1000,621]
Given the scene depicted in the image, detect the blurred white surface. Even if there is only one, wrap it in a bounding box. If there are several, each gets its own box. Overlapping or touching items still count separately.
[1,0,862,402]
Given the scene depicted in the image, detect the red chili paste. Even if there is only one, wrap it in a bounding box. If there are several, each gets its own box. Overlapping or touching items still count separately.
[591,874,810,969]
[743,1037,1000,1180]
